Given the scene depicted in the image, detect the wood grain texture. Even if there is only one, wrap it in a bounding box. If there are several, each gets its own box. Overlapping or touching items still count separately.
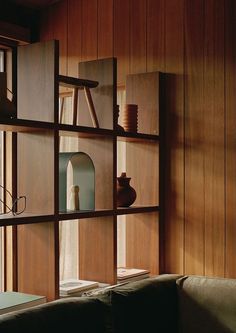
[114,0,130,85]
[126,212,159,274]
[81,0,98,62]
[32,0,236,281]
[126,72,159,135]
[17,132,54,215]
[225,0,236,278]
[39,6,53,41]
[204,0,225,277]
[17,40,57,122]
[130,0,147,74]
[79,216,116,284]
[17,222,58,301]
[163,0,184,274]
[126,141,158,207]
[78,57,116,129]
[98,0,113,59]
[49,0,68,75]
[68,0,82,77]
[184,0,205,275]
[147,0,165,72]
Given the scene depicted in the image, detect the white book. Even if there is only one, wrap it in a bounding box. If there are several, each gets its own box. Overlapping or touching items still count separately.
[0,291,46,315]
[59,279,99,296]
[117,267,150,281]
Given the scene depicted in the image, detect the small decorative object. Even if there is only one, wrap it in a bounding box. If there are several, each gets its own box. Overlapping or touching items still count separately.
[122,104,138,133]
[59,152,95,212]
[69,185,80,211]
[117,172,136,207]
[115,104,125,131]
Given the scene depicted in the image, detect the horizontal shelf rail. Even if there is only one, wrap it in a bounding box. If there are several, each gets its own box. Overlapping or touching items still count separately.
[58,75,98,89]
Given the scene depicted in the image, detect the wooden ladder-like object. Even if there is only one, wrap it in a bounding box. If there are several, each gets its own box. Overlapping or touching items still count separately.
[59,75,99,127]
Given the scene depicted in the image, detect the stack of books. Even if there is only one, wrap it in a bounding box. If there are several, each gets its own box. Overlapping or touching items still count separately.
[117,267,150,283]
[59,279,99,297]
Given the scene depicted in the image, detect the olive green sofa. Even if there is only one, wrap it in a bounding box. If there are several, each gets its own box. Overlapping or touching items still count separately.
[0,274,236,332]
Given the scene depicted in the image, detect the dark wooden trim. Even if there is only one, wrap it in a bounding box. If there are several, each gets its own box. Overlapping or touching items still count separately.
[158,72,167,273]
[11,132,17,291]
[58,75,98,89]
[0,21,30,45]
[116,205,159,215]
[3,226,7,291]
[117,132,159,142]
[59,209,114,221]
[0,214,56,227]
[59,125,114,138]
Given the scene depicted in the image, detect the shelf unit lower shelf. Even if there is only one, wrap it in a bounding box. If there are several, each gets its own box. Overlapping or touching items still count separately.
[0,206,159,226]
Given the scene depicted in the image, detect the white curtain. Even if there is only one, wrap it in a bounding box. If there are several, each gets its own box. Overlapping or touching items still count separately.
[59,97,79,281]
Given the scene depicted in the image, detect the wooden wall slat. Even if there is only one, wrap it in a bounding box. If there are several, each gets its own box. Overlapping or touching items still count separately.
[130,0,147,74]
[126,213,159,275]
[164,0,184,274]
[204,0,225,277]
[225,0,236,278]
[147,0,165,72]
[114,0,130,86]
[68,0,82,77]
[39,7,53,42]
[98,0,113,59]
[184,0,205,275]
[35,0,236,279]
[50,1,68,75]
[81,0,98,62]
[17,223,58,301]
[79,217,116,284]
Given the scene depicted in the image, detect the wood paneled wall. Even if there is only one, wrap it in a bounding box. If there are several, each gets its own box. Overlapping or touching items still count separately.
[39,0,236,278]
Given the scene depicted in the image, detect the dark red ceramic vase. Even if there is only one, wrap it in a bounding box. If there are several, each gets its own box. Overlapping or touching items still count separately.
[117,172,136,207]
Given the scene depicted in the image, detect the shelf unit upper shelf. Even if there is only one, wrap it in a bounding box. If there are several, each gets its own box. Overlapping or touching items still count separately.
[0,118,55,132]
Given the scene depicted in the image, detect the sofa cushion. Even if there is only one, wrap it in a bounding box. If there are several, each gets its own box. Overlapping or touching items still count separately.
[108,274,181,333]
[177,275,236,333]
[0,296,111,333]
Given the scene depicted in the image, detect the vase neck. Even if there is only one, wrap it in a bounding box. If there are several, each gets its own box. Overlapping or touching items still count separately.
[117,177,131,186]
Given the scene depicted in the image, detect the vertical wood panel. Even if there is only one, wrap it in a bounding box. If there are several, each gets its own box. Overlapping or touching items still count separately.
[126,213,159,275]
[81,0,98,63]
[68,0,82,77]
[184,0,205,275]
[225,0,236,278]
[79,217,116,284]
[204,0,225,277]
[130,0,147,74]
[39,7,53,41]
[50,0,68,75]
[17,222,58,301]
[37,0,236,279]
[147,0,165,72]
[114,0,130,85]
[98,0,113,59]
[164,0,184,274]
